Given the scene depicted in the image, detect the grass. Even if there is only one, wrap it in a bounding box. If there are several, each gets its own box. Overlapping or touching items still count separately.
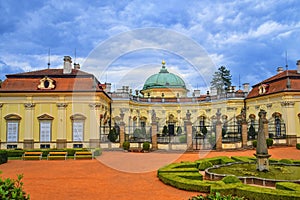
[209,163,300,180]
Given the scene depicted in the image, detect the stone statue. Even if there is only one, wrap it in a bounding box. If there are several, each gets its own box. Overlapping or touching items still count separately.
[186,110,191,121]
[255,109,271,171]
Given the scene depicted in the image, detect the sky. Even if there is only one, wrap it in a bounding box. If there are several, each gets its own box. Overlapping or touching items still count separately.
[1,0,300,95]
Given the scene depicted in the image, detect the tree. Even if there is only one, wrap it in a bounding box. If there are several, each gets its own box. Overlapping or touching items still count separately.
[210,66,232,94]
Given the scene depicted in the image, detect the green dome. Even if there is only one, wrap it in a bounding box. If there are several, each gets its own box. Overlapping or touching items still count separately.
[142,64,186,90]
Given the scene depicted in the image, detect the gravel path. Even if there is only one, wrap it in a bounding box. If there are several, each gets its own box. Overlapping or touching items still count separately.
[0,147,298,200]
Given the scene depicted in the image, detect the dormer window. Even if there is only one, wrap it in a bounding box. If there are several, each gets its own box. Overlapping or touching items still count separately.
[38,76,55,90]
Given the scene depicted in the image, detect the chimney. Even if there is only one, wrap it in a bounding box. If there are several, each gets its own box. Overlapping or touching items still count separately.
[105,83,111,93]
[63,56,72,74]
[74,63,80,70]
[194,89,200,97]
[277,66,284,74]
[297,60,300,74]
[243,83,250,93]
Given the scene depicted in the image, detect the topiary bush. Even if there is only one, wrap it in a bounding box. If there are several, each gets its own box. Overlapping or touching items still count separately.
[296,143,300,150]
[108,127,118,142]
[0,174,30,200]
[0,151,8,164]
[222,175,241,184]
[142,142,150,151]
[93,148,102,156]
[198,161,213,171]
[122,141,130,151]
[252,140,257,148]
[179,135,187,143]
[266,138,273,148]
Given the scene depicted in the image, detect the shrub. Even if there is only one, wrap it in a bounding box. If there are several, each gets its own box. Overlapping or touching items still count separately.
[179,135,187,143]
[108,127,118,142]
[0,174,30,200]
[279,159,293,164]
[93,148,102,156]
[6,150,24,158]
[252,140,257,148]
[276,182,300,191]
[122,141,130,150]
[0,151,8,164]
[142,142,150,151]
[266,138,273,148]
[296,143,300,150]
[190,192,244,200]
[198,161,213,171]
[176,126,183,135]
[222,175,241,184]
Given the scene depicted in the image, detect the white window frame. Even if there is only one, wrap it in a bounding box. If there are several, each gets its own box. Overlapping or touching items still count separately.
[72,121,84,142]
[7,121,19,143]
[40,120,52,142]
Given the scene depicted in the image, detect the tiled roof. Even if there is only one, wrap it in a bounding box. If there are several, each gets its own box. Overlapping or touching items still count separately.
[6,69,92,78]
[0,68,105,93]
[247,70,300,99]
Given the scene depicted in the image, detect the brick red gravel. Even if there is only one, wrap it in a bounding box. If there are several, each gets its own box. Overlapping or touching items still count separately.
[0,147,298,200]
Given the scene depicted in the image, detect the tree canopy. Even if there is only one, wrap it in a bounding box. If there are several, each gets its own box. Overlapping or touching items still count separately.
[210,66,232,94]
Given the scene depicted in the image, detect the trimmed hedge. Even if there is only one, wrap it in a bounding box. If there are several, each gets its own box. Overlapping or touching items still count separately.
[231,156,255,163]
[276,182,300,191]
[0,150,8,164]
[222,175,241,184]
[195,156,235,168]
[158,156,300,199]
[198,161,213,171]
[296,143,300,150]
[279,159,294,164]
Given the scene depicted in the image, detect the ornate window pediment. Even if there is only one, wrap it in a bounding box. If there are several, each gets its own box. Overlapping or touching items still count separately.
[38,76,55,90]
[70,114,86,121]
[4,114,21,120]
[37,114,54,120]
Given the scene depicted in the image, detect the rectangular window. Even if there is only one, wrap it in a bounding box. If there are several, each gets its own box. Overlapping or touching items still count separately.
[73,121,84,142]
[7,122,18,142]
[7,144,17,149]
[40,121,51,142]
[40,144,50,149]
[73,144,83,148]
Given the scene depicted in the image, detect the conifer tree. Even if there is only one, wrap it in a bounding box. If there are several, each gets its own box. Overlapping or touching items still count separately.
[210,66,232,94]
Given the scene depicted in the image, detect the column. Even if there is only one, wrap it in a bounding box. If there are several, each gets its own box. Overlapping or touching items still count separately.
[89,103,101,148]
[24,103,35,149]
[185,110,193,151]
[215,110,222,151]
[119,122,125,148]
[119,111,125,148]
[151,122,158,150]
[151,110,158,150]
[241,122,248,148]
[56,103,68,149]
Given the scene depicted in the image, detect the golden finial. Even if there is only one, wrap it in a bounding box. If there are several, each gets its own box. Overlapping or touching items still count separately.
[162,60,166,66]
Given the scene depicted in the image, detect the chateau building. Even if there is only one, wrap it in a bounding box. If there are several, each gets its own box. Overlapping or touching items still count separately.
[0,56,111,149]
[0,56,299,150]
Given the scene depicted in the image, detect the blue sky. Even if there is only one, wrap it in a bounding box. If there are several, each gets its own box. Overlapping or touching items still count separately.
[1,0,300,94]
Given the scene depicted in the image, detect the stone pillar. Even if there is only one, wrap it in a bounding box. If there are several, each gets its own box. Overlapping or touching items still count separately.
[24,103,35,149]
[89,103,101,148]
[151,122,158,150]
[215,109,222,151]
[56,103,68,149]
[151,110,158,150]
[242,122,248,148]
[185,110,193,151]
[119,122,125,148]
